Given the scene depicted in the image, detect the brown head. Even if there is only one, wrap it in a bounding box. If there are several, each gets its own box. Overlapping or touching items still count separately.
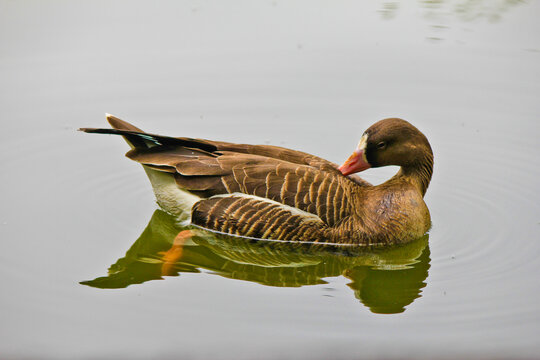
[339,118,434,194]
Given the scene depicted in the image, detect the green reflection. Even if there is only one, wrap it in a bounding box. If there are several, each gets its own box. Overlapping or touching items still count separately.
[81,210,430,314]
[379,0,525,23]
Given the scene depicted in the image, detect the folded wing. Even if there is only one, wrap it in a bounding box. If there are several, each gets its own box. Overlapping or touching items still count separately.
[127,145,355,227]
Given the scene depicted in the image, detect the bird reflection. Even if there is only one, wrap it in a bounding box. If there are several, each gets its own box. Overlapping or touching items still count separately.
[81,209,430,314]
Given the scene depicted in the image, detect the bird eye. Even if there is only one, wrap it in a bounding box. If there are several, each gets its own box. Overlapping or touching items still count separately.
[377,141,386,149]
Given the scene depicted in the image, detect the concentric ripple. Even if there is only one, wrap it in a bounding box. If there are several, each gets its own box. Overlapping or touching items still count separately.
[415,126,540,324]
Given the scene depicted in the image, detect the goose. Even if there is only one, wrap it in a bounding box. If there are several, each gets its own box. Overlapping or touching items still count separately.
[80,114,433,245]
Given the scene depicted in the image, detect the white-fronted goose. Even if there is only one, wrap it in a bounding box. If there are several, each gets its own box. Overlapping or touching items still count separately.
[80,114,433,245]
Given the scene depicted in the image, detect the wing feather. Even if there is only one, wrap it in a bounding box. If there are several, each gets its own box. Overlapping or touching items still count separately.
[192,194,329,242]
[101,128,363,226]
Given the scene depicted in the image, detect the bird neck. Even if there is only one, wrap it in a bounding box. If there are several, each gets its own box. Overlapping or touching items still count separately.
[394,152,434,196]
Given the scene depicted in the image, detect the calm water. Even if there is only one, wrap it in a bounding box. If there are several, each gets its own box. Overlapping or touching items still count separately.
[1,1,539,359]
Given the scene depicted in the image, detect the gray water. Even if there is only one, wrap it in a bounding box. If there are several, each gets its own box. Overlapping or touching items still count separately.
[1,1,539,359]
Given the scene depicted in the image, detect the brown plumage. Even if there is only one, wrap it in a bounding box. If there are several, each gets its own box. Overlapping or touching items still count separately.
[80,114,433,245]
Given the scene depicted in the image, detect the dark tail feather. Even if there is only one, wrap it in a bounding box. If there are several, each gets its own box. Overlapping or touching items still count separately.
[79,114,150,149]
[79,114,218,152]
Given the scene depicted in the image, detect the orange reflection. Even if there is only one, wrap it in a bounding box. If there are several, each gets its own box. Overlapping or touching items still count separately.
[159,230,193,276]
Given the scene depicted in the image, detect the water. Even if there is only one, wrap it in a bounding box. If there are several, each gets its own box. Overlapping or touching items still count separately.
[1,1,539,359]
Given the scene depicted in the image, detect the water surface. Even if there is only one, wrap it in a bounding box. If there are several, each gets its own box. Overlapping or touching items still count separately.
[0,1,539,359]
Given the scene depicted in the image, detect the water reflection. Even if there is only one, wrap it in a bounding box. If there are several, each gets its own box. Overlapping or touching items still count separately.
[379,0,526,42]
[379,0,524,22]
[82,210,431,314]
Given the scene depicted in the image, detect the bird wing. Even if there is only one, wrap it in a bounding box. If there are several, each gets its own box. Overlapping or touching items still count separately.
[127,145,355,227]
[80,116,368,230]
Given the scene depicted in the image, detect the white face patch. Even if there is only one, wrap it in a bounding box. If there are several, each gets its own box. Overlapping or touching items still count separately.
[357,133,368,151]
[356,133,369,163]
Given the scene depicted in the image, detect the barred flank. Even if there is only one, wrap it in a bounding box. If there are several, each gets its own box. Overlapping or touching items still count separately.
[192,195,328,242]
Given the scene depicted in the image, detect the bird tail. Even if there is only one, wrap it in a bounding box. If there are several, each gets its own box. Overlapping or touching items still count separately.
[80,114,172,150]
[80,113,206,219]
[79,114,218,152]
